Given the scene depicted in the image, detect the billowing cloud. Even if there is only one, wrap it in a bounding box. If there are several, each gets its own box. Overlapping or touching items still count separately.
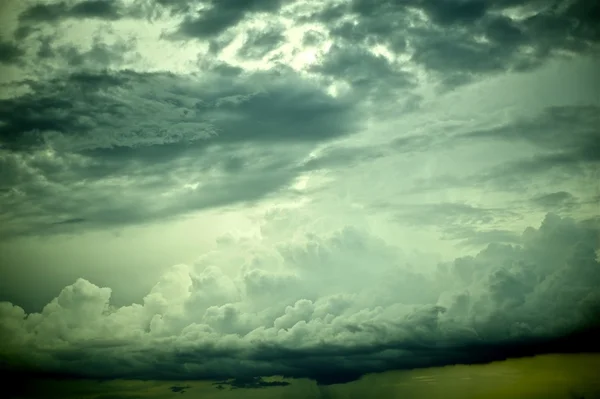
[1,214,598,385]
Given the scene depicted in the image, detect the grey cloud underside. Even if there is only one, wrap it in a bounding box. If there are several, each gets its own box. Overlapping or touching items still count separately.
[0,69,360,237]
[0,214,599,385]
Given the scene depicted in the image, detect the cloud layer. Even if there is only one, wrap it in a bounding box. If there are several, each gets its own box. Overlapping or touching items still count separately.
[1,0,598,241]
[0,68,361,238]
[1,213,598,384]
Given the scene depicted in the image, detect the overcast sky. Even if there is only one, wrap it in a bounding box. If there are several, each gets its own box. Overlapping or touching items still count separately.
[0,0,599,393]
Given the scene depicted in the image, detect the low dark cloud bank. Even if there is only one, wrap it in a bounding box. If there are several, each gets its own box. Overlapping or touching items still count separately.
[0,214,598,385]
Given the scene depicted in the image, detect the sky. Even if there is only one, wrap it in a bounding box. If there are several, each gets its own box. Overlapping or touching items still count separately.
[0,0,599,397]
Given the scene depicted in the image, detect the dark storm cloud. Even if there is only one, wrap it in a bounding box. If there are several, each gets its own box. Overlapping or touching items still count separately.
[0,214,599,385]
[0,68,361,238]
[312,0,600,87]
[19,0,123,23]
[174,0,285,39]
[0,40,24,65]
